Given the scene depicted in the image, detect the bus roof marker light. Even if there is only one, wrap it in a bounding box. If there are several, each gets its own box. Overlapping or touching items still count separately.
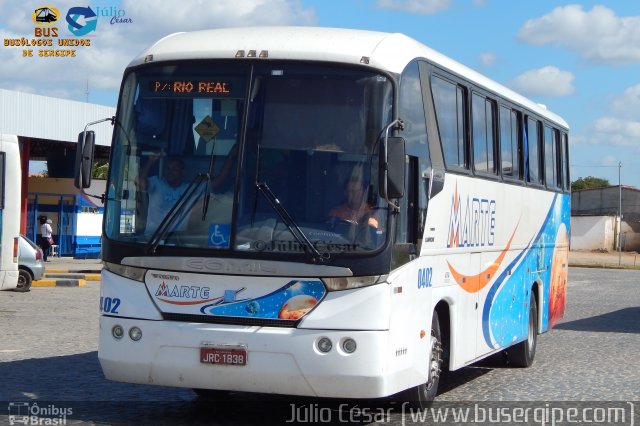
[235,50,245,58]
[144,54,153,63]
[259,50,268,58]
[247,50,257,58]
[360,56,370,64]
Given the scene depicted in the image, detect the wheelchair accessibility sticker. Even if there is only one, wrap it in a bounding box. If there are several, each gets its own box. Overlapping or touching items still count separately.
[209,224,230,248]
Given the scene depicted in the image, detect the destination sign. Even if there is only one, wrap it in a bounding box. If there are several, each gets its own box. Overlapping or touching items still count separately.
[150,80,231,95]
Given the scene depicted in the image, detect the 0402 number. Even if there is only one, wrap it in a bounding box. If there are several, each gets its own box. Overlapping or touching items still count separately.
[100,296,121,314]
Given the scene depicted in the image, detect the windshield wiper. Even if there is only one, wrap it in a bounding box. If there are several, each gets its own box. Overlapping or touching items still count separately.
[255,181,328,264]
[146,172,209,254]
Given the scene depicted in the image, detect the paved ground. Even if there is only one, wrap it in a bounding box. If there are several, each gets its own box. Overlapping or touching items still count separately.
[1,266,638,424]
[42,256,103,272]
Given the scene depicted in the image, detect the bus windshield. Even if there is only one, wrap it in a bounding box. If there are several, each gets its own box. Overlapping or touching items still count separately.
[105,61,394,258]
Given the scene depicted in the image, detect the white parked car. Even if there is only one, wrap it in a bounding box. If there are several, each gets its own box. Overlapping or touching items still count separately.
[16,235,45,292]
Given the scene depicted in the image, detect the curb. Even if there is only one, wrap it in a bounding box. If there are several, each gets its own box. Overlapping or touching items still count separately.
[569,263,639,270]
[45,269,102,274]
[43,273,102,281]
[32,279,87,287]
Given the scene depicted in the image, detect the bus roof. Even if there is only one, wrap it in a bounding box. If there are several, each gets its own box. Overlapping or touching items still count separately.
[131,26,568,129]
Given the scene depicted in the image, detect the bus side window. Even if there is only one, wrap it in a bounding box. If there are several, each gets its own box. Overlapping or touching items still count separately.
[544,125,558,190]
[499,106,521,180]
[562,132,570,191]
[432,75,467,170]
[554,128,562,190]
[472,93,497,175]
[525,117,542,185]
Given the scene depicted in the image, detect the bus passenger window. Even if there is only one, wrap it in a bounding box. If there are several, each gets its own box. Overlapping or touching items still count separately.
[544,125,557,189]
[472,93,496,174]
[526,117,541,185]
[432,76,467,170]
[562,133,570,191]
[500,107,520,179]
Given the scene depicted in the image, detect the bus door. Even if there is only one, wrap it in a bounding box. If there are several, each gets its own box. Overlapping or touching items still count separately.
[450,251,480,366]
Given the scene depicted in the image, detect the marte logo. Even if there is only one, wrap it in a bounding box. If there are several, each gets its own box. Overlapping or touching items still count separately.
[155,281,210,299]
[447,184,497,248]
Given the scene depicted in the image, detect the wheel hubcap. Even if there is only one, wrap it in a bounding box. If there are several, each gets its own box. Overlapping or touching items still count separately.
[427,333,443,390]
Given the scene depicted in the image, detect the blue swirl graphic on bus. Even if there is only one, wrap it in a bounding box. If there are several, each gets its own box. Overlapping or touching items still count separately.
[200,280,326,320]
[482,193,570,348]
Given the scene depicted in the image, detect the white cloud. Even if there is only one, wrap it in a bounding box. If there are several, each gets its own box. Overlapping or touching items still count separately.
[518,5,640,66]
[478,52,496,68]
[585,117,640,149]
[609,84,640,121]
[376,0,452,15]
[580,84,640,151]
[507,66,575,97]
[0,0,316,103]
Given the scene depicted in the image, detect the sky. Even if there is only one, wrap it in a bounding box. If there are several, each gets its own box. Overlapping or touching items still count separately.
[1,0,639,187]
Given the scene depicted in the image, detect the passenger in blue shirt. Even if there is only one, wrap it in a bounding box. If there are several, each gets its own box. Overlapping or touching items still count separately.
[137,156,188,234]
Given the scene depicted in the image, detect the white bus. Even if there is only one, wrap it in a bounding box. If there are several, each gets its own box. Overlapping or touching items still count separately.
[82,27,570,407]
[0,134,22,291]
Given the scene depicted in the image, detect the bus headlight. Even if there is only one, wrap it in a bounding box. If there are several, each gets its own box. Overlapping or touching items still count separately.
[112,325,124,339]
[322,275,387,291]
[342,338,357,354]
[129,327,143,341]
[317,337,332,353]
[103,262,147,282]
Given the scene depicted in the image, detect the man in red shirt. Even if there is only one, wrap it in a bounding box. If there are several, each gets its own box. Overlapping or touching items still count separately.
[328,178,379,229]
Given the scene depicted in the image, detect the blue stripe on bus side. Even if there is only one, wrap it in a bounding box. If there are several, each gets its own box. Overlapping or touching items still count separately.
[481,193,559,349]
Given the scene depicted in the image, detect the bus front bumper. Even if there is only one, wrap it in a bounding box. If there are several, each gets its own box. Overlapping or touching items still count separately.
[98,316,403,399]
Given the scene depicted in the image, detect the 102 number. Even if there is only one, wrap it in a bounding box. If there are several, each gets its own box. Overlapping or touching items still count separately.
[100,296,121,314]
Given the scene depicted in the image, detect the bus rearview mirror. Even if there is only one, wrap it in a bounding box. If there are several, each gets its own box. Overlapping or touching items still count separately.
[380,136,405,200]
[74,130,95,189]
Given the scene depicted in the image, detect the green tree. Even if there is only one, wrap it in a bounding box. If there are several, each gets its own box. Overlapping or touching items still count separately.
[92,162,109,179]
[571,176,610,191]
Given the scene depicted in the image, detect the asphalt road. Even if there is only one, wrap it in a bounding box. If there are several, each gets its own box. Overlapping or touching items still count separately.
[1,267,638,425]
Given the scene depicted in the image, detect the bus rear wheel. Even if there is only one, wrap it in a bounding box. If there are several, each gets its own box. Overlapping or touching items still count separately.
[509,292,537,367]
[398,311,443,409]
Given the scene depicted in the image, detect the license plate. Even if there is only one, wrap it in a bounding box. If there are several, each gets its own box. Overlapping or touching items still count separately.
[200,345,247,366]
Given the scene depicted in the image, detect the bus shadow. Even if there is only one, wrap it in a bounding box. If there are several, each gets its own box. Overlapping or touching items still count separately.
[0,348,550,424]
[0,352,386,425]
[436,351,507,396]
[554,307,640,334]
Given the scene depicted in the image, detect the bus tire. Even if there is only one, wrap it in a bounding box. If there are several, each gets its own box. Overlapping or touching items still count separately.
[397,311,443,409]
[16,269,32,292]
[509,292,537,367]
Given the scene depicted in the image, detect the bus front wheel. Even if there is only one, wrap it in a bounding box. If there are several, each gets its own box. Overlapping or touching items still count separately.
[397,311,443,409]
